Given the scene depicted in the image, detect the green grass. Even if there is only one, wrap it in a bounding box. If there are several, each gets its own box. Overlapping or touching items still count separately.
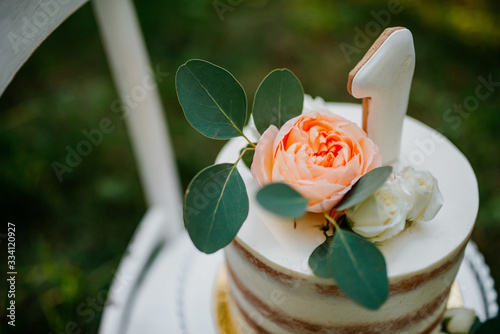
[1,0,500,332]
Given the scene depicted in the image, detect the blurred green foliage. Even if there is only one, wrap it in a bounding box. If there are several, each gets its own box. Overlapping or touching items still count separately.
[1,0,499,332]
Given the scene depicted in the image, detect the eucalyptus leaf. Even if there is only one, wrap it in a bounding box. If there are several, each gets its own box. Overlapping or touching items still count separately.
[335,166,393,210]
[308,229,389,309]
[176,59,247,139]
[308,237,334,278]
[330,231,389,309]
[184,163,248,254]
[256,183,308,218]
[253,69,304,134]
[240,144,256,169]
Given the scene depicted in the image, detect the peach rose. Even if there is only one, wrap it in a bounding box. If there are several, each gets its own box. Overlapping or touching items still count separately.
[251,111,381,212]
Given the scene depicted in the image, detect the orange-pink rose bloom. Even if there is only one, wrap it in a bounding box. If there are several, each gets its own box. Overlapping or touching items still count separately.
[251,111,381,212]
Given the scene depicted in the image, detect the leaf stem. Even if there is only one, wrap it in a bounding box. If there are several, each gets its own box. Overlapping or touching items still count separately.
[322,211,342,239]
[235,147,255,166]
[323,211,339,231]
[241,133,256,148]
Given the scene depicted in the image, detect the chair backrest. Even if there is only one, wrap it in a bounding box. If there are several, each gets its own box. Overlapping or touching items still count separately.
[0,0,87,95]
[0,0,183,237]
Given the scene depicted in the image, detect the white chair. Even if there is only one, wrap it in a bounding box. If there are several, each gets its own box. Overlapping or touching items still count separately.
[0,1,183,333]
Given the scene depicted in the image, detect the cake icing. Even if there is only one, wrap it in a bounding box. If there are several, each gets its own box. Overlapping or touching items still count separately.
[216,96,478,333]
[173,24,482,334]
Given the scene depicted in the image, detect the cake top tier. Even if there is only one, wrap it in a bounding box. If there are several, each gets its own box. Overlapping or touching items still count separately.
[217,97,478,279]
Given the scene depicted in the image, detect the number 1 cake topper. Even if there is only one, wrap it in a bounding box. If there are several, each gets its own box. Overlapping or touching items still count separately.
[347,27,415,165]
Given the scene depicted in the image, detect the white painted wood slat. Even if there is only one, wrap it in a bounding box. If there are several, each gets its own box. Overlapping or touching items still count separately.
[0,0,88,96]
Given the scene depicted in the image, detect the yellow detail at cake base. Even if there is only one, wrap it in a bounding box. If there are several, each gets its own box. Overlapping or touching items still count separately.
[447,282,464,309]
[214,265,238,334]
[213,265,464,334]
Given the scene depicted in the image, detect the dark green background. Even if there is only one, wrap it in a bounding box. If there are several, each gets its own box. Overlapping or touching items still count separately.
[1,0,499,332]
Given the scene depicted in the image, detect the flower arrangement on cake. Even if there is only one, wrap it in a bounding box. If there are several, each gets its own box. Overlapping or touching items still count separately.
[175,27,496,333]
[176,56,443,310]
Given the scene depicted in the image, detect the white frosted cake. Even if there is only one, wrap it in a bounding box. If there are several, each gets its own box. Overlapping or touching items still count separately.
[168,27,482,334]
[215,98,478,333]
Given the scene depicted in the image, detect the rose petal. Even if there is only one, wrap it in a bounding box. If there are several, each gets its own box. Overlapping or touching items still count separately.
[251,125,279,186]
[252,111,381,213]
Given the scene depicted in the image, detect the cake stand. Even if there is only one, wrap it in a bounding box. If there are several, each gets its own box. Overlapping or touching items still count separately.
[110,230,497,334]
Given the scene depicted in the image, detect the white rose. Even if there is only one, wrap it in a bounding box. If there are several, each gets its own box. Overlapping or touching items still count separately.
[399,167,443,222]
[346,182,411,242]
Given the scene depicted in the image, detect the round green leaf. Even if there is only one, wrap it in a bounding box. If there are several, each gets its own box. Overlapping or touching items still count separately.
[184,163,249,253]
[256,183,308,218]
[308,237,334,278]
[253,69,304,134]
[331,231,389,309]
[335,166,393,210]
[176,59,247,139]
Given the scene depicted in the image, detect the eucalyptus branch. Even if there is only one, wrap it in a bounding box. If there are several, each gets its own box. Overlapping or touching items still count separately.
[241,133,256,148]
[323,211,339,230]
[322,211,341,238]
[235,146,255,166]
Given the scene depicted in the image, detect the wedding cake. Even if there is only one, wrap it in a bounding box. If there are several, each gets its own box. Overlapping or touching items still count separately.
[175,27,478,334]
[216,97,477,333]
[215,30,477,333]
